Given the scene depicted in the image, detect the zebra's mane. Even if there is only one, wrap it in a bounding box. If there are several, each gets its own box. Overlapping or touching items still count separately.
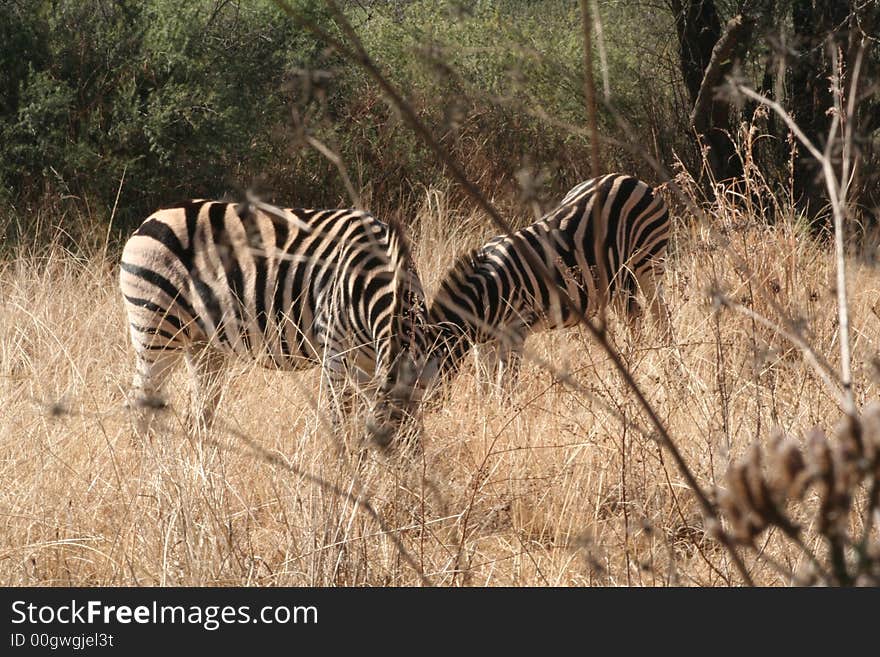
[382,216,428,362]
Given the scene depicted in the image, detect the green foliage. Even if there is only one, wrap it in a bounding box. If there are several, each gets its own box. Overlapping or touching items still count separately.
[336,0,684,204]
[362,0,591,185]
[0,0,707,248]
[0,0,686,239]
[0,0,332,237]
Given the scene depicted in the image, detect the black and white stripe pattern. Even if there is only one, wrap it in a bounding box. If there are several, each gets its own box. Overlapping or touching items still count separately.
[119,199,428,442]
[426,173,670,384]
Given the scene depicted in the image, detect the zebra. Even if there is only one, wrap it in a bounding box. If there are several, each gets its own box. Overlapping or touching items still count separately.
[424,173,670,389]
[119,198,429,447]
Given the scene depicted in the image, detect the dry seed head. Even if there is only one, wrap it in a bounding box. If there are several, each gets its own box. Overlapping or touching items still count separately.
[805,426,857,534]
[806,428,841,533]
[723,456,770,541]
[769,431,808,501]
[717,488,757,545]
[47,401,68,417]
[769,427,785,451]
[859,401,880,462]
[726,461,752,512]
[743,441,773,519]
[832,416,863,464]
[807,427,833,484]
[832,440,861,495]
[814,477,834,534]
[829,443,855,523]
[793,562,819,587]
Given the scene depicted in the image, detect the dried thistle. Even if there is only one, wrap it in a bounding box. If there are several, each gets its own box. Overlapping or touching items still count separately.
[858,401,880,462]
[807,428,838,534]
[742,442,773,520]
[716,409,880,585]
[767,430,809,501]
[717,487,758,545]
[720,452,775,546]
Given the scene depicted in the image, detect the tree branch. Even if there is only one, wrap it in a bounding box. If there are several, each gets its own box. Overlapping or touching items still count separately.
[689,13,755,134]
[270,0,756,586]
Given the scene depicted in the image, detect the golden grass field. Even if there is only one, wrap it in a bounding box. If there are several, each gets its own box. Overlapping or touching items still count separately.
[1,187,878,586]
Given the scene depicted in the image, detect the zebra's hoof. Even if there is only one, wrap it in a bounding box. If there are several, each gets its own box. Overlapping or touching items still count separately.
[366,419,394,449]
[124,394,167,411]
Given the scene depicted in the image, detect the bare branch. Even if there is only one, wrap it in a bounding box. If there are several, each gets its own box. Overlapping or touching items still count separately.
[731,81,856,421]
[689,14,755,134]
[271,0,756,586]
[579,0,603,177]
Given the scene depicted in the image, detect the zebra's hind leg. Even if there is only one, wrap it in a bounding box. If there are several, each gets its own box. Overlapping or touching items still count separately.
[126,348,181,436]
[623,267,670,341]
[634,267,671,341]
[474,334,524,399]
[319,358,361,446]
[184,344,227,435]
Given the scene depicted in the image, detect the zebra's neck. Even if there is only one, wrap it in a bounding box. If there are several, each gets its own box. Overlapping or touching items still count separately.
[427,238,545,378]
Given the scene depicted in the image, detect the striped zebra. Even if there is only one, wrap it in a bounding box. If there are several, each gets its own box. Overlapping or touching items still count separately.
[119,199,429,446]
[425,173,670,388]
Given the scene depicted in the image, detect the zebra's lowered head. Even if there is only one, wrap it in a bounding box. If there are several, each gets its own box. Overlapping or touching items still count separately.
[367,348,429,449]
[363,219,434,450]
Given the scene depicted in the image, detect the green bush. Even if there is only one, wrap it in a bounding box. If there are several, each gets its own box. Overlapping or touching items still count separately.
[0,0,334,238]
[332,1,685,211]
[0,0,689,248]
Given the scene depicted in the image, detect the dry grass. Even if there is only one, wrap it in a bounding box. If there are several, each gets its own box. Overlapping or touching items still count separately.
[1,188,879,586]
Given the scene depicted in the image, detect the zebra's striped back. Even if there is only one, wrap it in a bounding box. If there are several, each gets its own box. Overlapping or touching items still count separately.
[427,173,670,379]
[120,199,428,441]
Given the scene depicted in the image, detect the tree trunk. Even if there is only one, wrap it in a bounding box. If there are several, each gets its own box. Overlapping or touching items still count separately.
[845,4,880,217]
[672,0,721,104]
[788,0,850,231]
[672,0,747,184]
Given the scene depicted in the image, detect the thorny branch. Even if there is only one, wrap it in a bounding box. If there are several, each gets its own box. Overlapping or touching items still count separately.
[271,0,756,585]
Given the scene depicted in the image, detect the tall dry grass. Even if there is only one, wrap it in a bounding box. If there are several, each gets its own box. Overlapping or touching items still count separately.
[2,179,879,586]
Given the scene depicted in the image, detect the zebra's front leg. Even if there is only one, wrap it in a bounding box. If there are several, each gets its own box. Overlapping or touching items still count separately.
[474,332,524,399]
[497,339,524,393]
[184,344,226,435]
[319,356,362,446]
[495,328,526,398]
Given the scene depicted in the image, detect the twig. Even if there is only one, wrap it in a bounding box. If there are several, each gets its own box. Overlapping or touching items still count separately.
[731,81,858,421]
[721,299,848,410]
[270,0,755,586]
[588,0,610,101]
[305,135,361,208]
[214,423,433,586]
[102,165,126,265]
